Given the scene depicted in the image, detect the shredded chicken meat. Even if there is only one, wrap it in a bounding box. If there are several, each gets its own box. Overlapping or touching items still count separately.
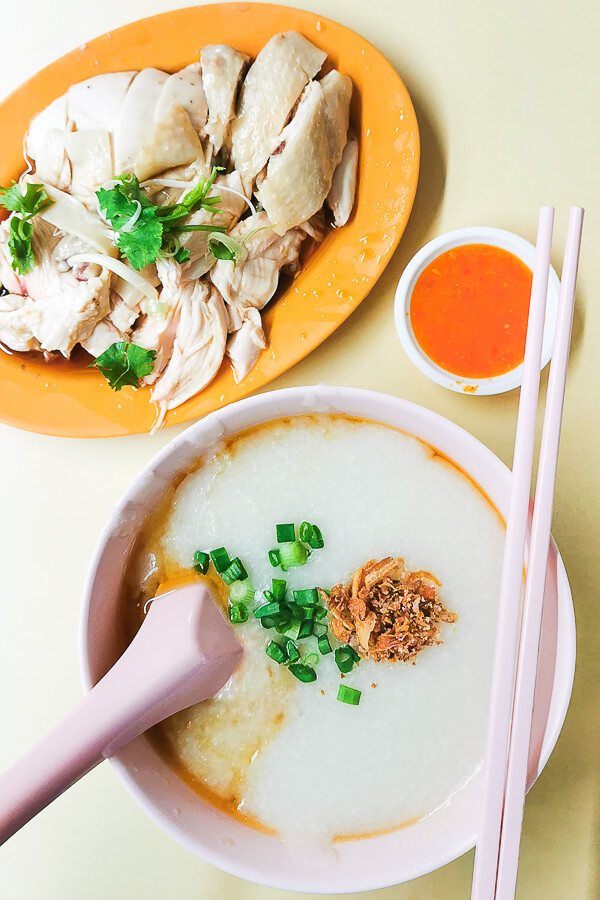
[326,558,457,664]
[0,31,358,424]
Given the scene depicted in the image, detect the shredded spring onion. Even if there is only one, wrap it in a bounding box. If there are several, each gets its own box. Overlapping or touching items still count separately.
[118,199,142,233]
[285,639,300,663]
[66,253,159,302]
[303,653,320,668]
[207,232,244,263]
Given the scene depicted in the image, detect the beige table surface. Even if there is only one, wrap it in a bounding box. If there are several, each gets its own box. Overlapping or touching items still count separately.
[0,0,598,897]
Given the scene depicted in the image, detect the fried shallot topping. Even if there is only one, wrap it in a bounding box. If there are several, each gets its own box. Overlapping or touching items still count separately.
[325,558,457,664]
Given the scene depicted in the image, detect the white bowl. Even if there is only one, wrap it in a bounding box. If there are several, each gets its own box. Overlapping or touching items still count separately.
[80,385,575,893]
[394,227,560,395]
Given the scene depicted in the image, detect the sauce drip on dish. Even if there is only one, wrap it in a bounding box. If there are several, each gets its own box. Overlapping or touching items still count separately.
[409,243,533,379]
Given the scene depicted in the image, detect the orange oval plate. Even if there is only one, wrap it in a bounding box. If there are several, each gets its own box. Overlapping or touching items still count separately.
[0,4,419,436]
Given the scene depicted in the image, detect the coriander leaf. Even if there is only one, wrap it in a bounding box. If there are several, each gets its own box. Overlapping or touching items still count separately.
[0,181,53,218]
[208,232,244,263]
[115,207,163,271]
[8,217,34,275]
[112,174,152,208]
[179,165,224,214]
[90,342,156,391]
[174,245,190,264]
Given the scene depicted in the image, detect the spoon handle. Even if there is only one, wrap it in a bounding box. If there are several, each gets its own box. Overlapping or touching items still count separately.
[0,584,242,844]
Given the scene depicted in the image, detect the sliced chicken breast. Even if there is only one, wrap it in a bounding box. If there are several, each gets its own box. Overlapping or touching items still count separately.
[326,134,358,226]
[227,307,266,382]
[67,72,136,132]
[113,69,203,181]
[256,71,351,234]
[231,32,326,185]
[200,45,249,153]
[151,280,228,410]
[0,218,112,356]
[0,294,42,352]
[210,211,304,311]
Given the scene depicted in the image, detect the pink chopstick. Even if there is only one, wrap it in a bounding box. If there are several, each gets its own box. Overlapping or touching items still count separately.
[494,207,583,898]
[471,207,555,899]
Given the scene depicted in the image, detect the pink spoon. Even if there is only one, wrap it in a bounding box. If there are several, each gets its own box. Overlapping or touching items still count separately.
[0,582,243,845]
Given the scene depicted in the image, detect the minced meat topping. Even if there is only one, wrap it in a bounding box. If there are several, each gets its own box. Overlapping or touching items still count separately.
[325,557,457,663]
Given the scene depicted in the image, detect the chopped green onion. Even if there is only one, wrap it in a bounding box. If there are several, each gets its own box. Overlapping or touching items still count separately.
[347,646,361,664]
[314,606,328,620]
[275,616,292,634]
[284,619,303,640]
[285,601,305,620]
[229,578,255,605]
[337,685,361,705]
[293,588,318,606]
[221,557,248,584]
[254,601,281,619]
[299,522,324,549]
[268,549,281,567]
[288,663,317,683]
[228,603,248,624]
[318,633,333,655]
[272,578,287,601]
[299,521,312,542]
[285,639,300,663]
[260,615,277,629]
[334,647,356,674]
[266,640,288,664]
[307,524,324,549]
[276,523,295,543]
[303,653,319,667]
[279,541,308,568]
[210,547,230,573]
[312,622,328,638]
[297,619,314,639]
[192,550,210,574]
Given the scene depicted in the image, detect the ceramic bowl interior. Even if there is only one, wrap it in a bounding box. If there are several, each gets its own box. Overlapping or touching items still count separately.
[394,227,560,396]
[81,385,575,893]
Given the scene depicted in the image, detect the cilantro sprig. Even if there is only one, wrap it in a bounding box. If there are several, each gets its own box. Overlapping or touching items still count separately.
[96,168,226,271]
[0,182,54,275]
[89,342,157,391]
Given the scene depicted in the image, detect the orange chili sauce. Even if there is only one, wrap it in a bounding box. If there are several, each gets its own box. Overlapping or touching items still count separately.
[409,244,533,379]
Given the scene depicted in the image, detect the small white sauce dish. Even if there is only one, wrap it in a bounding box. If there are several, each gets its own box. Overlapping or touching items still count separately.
[394,226,560,395]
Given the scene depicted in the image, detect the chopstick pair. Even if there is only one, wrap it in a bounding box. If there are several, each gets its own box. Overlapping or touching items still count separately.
[471,206,584,900]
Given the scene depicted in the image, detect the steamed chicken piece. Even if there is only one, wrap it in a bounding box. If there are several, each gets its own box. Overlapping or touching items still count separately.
[200,45,249,153]
[0,294,41,352]
[66,72,137,132]
[231,32,326,185]
[150,278,229,410]
[0,218,111,356]
[326,134,358,227]
[226,307,266,382]
[113,68,205,181]
[25,95,72,189]
[257,71,352,234]
[80,317,128,357]
[132,258,183,383]
[210,212,305,313]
